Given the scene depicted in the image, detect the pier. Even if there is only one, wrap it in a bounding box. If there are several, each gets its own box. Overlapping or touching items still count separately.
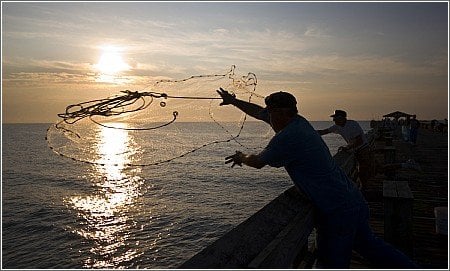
[359,124,448,268]
[180,122,448,269]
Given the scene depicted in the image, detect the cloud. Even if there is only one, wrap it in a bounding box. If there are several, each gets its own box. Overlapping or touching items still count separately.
[3,6,446,94]
[212,28,230,35]
[3,57,93,75]
[304,25,331,38]
[244,52,447,83]
[4,71,92,84]
[301,54,448,76]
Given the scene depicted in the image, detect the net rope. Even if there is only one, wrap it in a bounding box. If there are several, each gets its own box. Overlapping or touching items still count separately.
[46,65,266,167]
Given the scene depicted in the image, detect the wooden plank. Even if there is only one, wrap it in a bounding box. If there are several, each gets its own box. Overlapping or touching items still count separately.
[385,136,394,146]
[383,181,398,198]
[383,180,414,257]
[384,146,396,167]
[396,181,413,199]
[383,195,395,243]
[248,207,314,268]
[179,186,313,268]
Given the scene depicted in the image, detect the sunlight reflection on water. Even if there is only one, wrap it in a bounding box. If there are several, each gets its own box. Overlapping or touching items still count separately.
[65,124,145,268]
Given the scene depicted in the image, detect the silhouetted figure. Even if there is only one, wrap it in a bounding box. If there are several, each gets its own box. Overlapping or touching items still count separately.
[431,119,438,131]
[317,110,372,189]
[409,115,420,145]
[217,88,418,269]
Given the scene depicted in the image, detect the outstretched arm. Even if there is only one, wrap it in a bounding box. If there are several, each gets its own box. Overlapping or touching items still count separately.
[217,88,268,123]
[317,128,331,136]
[347,134,364,149]
[338,134,364,152]
[225,151,266,169]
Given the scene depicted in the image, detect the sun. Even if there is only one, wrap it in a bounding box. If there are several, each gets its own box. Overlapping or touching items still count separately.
[95,46,131,75]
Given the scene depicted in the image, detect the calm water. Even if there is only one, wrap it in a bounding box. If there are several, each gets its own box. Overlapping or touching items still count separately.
[2,121,369,269]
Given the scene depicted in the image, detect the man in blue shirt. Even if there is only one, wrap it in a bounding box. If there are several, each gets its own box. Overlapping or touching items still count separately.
[217,88,418,268]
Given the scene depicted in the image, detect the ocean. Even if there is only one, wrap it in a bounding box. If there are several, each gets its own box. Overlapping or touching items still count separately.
[2,121,370,269]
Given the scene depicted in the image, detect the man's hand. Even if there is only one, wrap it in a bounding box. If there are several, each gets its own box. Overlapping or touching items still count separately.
[225,151,244,168]
[216,87,236,106]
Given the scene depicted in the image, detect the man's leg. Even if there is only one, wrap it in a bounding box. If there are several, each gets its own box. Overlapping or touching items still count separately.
[315,207,360,268]
[316,228,355,268]
[353,206,419,268]
[356,148,374,190]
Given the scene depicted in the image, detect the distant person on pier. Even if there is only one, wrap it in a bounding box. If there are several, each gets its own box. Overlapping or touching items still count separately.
[216,88,418,269]
[431,119,437,131]
[433,119,446,135]
[316,110,372,189]
[409,115,420,145]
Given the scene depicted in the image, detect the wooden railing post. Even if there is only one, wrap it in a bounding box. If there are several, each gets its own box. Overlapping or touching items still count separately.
[384,146,396,180]
[383,180,414,256]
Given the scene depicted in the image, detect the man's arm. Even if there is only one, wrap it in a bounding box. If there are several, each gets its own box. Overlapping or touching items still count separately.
[317,128,331,136]
[339,134,364,152]
[217,88,268,123]
[347,134,364,149]
[225,151,266,169]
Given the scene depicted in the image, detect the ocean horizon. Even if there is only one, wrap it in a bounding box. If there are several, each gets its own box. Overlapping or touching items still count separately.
[2,121,371,268]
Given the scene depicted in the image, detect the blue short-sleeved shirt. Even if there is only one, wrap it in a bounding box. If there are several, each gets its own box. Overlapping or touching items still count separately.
[259,115,363,214]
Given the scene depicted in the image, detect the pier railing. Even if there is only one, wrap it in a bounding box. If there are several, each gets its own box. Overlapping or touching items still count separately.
[180,132,375,269]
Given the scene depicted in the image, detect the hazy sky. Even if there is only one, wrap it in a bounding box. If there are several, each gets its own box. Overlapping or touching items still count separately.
[2,1,448,122]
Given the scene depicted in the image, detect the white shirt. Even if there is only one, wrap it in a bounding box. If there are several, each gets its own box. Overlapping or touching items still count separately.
[328,120,368,148]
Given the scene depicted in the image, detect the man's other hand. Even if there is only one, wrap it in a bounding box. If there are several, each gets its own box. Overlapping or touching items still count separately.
[225,151,243,168]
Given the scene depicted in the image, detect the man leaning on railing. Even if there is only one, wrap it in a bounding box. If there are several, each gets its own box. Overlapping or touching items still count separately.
[216,88,418,269]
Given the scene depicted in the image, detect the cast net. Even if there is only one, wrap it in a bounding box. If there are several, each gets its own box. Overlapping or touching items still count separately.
[46,66,271,167]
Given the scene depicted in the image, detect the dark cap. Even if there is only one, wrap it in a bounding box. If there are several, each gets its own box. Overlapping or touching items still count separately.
[330,110,347,118]
[265,91,297,110]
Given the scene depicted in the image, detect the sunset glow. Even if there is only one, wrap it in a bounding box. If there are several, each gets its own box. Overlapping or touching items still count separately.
[65,123,144,268]
[2,2,448,122]
[95,46,130,75]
